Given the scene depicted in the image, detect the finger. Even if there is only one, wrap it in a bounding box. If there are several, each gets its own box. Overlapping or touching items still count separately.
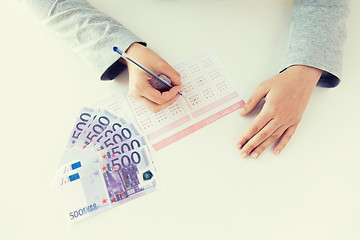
[160,85,183,99]
[137,93,180,113]
[239,83,269,116]
[239,119,281,158]
[273,124,298,156]
[157,61,182,86]
[249,125,287,159]
[139,83,182,105]
[236,111,273,150]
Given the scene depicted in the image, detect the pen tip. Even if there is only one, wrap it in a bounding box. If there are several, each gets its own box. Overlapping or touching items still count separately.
[113,46,118,52]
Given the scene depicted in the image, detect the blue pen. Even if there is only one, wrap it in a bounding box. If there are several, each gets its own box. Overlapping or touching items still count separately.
[113,46,183,96]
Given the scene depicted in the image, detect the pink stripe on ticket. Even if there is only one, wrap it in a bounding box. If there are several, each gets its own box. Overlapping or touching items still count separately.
[191,91,240,118]
[152,100,245,151]
[147,115,192,140]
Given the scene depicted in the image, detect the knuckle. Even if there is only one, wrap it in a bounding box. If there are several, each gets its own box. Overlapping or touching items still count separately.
[266,106,278,117]
[153,105,163,113]
[255,145,266,154]
[158,60,168,69]
[293,116,302,123]
[283,135,291,144]
[251,126,259,134]
[271,134,279,141]
[259,131,268,139]
[247,98,254,107]
[175,71,181,79]
[237,137,246,144]
[285,133,293,142]
[256,83,263,91]
[257,81,267,91]
[128,90,137,98]
[258,81,266,88]
[134,82,143,93]
[157,98,167,105]
[150,94,162,104]
[150,106,159,113]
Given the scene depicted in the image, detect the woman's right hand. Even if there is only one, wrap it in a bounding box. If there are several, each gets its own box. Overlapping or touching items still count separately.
[124,43,183,113]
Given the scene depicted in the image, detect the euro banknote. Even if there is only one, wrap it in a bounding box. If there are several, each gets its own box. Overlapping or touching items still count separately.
[52,108,159,223]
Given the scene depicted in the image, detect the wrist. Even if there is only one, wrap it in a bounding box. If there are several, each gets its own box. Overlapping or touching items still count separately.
[119,43,146,66]
[285,65,322,86]
[126,42,145,55]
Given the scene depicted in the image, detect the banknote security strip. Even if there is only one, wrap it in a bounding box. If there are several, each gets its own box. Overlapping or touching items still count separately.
[51,108,159,223]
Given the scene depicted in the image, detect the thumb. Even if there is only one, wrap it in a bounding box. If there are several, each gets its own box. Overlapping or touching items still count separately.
[239,83,267,116]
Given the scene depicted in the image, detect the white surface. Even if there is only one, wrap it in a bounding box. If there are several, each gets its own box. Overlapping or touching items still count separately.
[1,0,359,239]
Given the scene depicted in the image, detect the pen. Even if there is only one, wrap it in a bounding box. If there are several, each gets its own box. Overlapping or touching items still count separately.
[113,46,183,96]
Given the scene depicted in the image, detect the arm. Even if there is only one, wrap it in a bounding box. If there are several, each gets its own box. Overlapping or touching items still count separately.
[281,0,349,88]
[26,0,143,80]
[25,0,182,112]
[236,0,349,159]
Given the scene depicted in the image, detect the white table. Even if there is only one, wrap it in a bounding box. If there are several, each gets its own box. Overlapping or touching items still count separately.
[1,1,359,239]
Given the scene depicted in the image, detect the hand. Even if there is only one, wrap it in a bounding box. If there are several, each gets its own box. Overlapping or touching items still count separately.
[236,65,322,159]
[124,43,183,112]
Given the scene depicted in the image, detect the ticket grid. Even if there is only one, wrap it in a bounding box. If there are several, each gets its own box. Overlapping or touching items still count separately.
[123,50,245,150]
[90,50,244,151]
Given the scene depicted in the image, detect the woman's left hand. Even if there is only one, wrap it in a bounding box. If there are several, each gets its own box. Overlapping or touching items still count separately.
[236,65,322,159]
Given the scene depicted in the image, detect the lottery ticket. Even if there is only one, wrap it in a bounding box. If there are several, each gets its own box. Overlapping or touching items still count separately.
[91,50,245,150]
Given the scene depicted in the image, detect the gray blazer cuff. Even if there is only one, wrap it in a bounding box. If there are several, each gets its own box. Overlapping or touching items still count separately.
[281,0,349,88]
[26,0,145,80]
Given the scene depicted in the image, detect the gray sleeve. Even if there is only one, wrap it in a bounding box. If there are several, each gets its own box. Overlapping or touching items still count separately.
[281,0,350,87]
[25,0,146,80]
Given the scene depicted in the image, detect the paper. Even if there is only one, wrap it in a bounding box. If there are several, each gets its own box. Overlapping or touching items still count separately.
[93,50,245,150]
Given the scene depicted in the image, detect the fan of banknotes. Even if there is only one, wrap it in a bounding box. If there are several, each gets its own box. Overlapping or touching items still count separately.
[51,107,159,223]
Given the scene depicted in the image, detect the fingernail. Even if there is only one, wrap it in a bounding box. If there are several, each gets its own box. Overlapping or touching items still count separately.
[251,152,259,159]
[274,149,280,156]
[239,108,245,115]
[236,143,242,149]
[241,152,247,159]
